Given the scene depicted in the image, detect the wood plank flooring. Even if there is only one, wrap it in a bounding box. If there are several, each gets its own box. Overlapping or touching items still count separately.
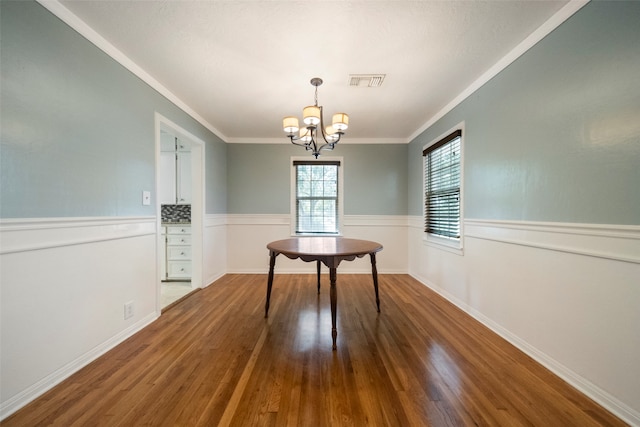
[4,274,626,426]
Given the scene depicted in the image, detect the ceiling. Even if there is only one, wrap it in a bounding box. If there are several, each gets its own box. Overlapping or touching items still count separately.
[57,0,571,144]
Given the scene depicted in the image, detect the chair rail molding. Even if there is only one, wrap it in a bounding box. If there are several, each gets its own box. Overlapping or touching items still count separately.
[0,216,156,255]
[465,218,640,264]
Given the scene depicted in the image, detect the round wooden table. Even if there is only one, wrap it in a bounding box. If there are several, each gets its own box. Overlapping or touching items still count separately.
[264,237,383,350]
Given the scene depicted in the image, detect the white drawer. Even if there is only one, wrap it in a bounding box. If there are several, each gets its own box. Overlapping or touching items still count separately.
[167,235,192,245]
[167,225,191,235]
[167,261,191,278]
[167,246,192,260]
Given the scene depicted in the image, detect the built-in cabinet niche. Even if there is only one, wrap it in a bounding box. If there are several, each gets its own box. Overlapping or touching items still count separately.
[160,130,192,282]
[160,131,191,205]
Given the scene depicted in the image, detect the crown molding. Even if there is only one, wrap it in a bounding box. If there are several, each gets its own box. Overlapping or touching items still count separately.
[36,0,229,143]
[225,137,408,144]
[36,0,589,146]
[408,0,590,142]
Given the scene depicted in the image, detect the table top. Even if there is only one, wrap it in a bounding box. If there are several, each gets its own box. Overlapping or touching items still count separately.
[267,237,383,257]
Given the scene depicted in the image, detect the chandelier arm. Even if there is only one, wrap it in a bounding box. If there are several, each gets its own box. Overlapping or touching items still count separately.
[307,125,318,154]
[316,135,341,154]
[318,106,327,140]
[288,135,312,149]
[316,106,342,151]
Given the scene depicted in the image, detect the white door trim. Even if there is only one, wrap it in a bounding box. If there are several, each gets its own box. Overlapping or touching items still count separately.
[154,113,206,313]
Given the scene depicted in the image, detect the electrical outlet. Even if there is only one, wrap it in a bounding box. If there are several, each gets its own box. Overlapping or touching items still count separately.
[142,190,151,206]
[124,301,134,319]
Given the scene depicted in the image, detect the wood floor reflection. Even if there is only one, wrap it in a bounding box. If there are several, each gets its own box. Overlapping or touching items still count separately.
[4,274,625,426]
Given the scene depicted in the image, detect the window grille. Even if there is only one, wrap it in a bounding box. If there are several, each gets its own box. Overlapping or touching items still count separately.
[293,160,340,234]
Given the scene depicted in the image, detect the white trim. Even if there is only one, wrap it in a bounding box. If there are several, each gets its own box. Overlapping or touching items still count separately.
[225,213,410,228]
[290,157,344,236]
[203,214,227,287]
[408,0,590,142]
[205,213,227,227]
[424,234,463,256]
[226,137,407,145]
[0,215,154,230]
[409,271,640,427]
[343,215,407,227]
[407,215,423,229]
[0,313,157,420]
[465,218,640,264]
[232,268,409,275]
[35,1,589,146]
[422,123,465,253]
[36,0,227,142]
[409,215,640,264]
[225,213,409,274]
[226,214,290,226]
[0,216,155,255]
[154,113,207,308]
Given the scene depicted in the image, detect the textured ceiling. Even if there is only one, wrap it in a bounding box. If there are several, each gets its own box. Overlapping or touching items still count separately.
[58,0,570,143]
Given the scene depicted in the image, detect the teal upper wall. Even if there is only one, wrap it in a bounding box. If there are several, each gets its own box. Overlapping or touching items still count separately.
[3,1,639,223]
[0,1,227,217]
[408,1,640,224]
[227,143,407,215]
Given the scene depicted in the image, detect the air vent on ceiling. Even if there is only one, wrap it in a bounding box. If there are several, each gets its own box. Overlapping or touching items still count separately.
[348,74,386,87]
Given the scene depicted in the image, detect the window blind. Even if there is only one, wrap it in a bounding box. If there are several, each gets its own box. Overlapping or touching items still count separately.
[423,130,461,239]
[294,161,340,234]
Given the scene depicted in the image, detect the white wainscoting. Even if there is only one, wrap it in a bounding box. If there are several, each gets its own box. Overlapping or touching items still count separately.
[225,214,408,274]
[3,214,638,424]
[204,214,227,286]
[0,217,159,420]
[408,216,640,426]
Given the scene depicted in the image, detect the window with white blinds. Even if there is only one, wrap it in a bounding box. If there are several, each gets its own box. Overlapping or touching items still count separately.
[423,130,462,240]
[293,160,341,234]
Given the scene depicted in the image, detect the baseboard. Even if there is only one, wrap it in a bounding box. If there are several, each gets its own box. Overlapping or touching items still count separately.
[205,271,226,287]
[0,312,158,420]
[225,268,407,275]
[408,272,640,426]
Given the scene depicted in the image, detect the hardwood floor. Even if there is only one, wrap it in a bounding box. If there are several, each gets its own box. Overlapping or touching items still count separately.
[4,274,625,426]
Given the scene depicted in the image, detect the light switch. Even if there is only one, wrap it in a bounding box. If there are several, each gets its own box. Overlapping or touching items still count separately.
[142,190,151,205]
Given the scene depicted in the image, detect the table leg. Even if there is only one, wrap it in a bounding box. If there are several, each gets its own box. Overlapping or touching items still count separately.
[370,252,380,312]
[330,267,338,350]
[316,260,321,294]
[265,252,277,318]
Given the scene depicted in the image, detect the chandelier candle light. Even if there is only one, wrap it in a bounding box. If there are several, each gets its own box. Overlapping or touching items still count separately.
[282,77,349,158]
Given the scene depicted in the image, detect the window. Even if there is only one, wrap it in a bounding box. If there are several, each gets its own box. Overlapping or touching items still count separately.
[292,159,342,235]
[423,129,462,246]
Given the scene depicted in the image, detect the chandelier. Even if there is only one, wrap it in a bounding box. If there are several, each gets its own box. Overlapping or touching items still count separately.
[282,78,349,158]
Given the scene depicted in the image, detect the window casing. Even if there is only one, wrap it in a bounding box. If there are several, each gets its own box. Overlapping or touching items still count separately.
[291,158,343,235]
[423,128,463,251]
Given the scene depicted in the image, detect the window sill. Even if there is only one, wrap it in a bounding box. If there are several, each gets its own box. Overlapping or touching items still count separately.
[423,233,464,256]
[292,232,343,237]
